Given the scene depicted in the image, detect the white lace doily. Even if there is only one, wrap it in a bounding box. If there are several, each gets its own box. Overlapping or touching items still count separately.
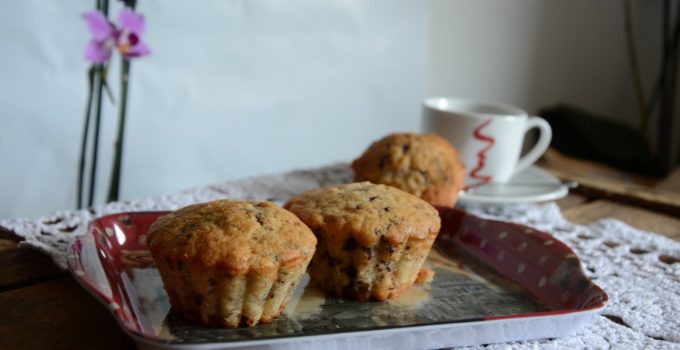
[1,164,679,349]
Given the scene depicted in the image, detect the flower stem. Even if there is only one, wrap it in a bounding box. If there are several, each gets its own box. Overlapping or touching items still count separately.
[97,0,109,15]
[107,58,130,202]
[87,64,106,207]
[76,67,96,209]
[85,0,109,208]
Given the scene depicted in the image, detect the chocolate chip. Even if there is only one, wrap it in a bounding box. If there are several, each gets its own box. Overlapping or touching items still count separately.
[343,238,357,251]
[342,284,355,298]
[379,236,396,253]
[379,155,390,169]
[255,212,266,225]
[327,255,339,268]
[402,144,410,153]
[345,265,358,278]
[369,196,378,201]
[419,170,429,181]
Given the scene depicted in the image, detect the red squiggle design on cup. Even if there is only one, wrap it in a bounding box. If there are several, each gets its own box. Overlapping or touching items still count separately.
[469,119,495,185]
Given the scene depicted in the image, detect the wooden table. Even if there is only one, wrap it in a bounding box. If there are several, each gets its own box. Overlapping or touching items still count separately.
[1,151,679,350]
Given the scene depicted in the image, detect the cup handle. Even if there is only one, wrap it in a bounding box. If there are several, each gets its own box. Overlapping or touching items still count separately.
[513,116,552,175]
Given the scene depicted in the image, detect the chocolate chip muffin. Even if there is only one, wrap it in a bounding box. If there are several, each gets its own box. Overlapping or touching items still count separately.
[147,200,316,328]
[351,133,465,207]
[285,182,441,301]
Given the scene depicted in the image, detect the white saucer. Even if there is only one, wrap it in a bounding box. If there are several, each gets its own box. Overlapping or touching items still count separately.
[458,166,570,205]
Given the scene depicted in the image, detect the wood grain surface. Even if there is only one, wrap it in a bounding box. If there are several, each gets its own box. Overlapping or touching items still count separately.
[563,200,680,241]
[0,278,135,350]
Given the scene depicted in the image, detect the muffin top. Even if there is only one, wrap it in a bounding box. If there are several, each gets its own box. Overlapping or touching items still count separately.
[284,182,440,248]
[351,133,465,207]
[147,200,316,275]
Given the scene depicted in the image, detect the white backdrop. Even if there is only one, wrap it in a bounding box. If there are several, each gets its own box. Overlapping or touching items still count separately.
[0,0,427,218]
[0,0,669,219]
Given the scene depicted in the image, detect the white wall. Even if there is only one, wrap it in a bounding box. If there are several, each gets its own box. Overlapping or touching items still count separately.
[427,0,660,126]
[0,0,669,219]
[426,0,676,174]
[0,0,426,218]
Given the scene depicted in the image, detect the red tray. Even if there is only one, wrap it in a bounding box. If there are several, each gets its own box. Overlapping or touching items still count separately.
[67,206,607,349]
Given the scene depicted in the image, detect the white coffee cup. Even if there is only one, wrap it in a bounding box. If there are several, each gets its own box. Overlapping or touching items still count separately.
[422,97,552,187]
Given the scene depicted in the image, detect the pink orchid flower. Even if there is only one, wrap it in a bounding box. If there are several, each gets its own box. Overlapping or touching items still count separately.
[83,8,150,63]
[83,11,116,63]
[116,8,151,59]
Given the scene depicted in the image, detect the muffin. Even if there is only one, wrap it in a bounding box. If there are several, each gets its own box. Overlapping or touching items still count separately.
[285,182,441,301]
[147,200,316,328]
[352,133,465,207]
